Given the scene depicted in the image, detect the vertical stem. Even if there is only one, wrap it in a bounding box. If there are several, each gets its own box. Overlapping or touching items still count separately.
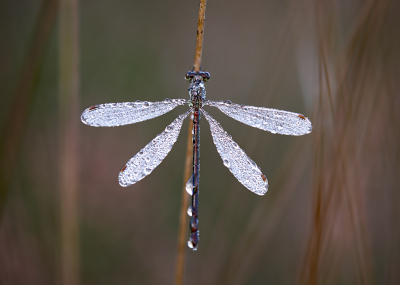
[59,0,80,284]
[175,119,193,285]
[193,0,207,71]
[175,0,207,284]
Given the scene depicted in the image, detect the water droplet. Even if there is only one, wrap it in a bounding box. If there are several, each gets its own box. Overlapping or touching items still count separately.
[187,206,193,216]
[271,130,277,134]
[186,175,194,195]
[223,159,230,167]
[188,240,195,249]
[250,160,258,169]
[165,125,174,132]
[165,98,170,102]
[232,142,239,149]
[145,156,150,163]
[225,100,232,105]
[144,168,151,175]
[277,126,283,131]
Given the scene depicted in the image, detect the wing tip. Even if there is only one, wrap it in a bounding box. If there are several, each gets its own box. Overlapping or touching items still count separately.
[118,171,131,187]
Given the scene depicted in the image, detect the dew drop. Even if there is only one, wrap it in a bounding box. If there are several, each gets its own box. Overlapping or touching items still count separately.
[143,101,149,107]
[271,130,277,134]
[187,206,193,216]
[144,168,151,175]
[277,126,283,131]
[223,159,230,168]
[188,241,195,249]
[145,156,150,163]
[232,142,239,149]
[186,175,194,195]
[165,125,173,132]
[225,100,232,105]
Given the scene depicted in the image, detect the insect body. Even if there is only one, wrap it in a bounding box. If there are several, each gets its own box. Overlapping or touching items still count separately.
[81,71,312,250]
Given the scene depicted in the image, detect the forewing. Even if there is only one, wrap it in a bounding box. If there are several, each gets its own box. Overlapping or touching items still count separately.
[202,109,268,195]
[205,100,312,136]
[119,110,190,187]
[81,99,187,127]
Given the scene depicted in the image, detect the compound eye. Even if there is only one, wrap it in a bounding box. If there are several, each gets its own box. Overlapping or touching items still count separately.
[203,72,210,82]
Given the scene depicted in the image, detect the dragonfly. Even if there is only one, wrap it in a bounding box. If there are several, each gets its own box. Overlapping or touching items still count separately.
[81,70,312,250]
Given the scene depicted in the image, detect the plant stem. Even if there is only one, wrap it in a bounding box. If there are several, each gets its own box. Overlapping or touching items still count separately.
[59,0,80,283]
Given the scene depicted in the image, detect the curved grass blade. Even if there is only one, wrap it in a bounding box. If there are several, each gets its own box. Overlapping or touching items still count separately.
[202,109,268,195]
[81,98,187,127]
[119,110,191,187]
[205,100,312,136]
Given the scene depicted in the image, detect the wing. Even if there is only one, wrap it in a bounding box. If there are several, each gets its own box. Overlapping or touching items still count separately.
[119,110,190,187]
[202,109,268,195]
[204,100,312,136]
[81,98,187,127]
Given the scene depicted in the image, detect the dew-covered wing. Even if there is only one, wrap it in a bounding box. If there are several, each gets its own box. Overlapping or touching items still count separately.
[81,99,187,127]
[205,100,312,136]
[119,110,190,187]
[202,109,268,195]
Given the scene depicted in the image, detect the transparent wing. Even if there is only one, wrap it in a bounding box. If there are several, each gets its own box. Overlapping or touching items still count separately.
[202,109,268,195]
[204,100,312,136]
[119,110,190,187]
[81,98,187,127]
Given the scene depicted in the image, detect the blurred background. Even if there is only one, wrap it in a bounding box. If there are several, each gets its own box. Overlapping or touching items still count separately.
[1,0,399,284]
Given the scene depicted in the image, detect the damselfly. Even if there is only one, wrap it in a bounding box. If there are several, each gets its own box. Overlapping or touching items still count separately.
[81,71,312,250]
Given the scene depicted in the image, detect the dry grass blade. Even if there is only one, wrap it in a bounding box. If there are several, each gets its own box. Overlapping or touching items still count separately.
[59,0,80,284]
[299,0,399,284]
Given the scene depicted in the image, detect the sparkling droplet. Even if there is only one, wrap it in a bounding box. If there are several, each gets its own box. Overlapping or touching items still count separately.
[271,130,277,134]
[145,156,150,162]
[187,206,193,216]
[186,175,194,195]
[223,159,230,167]
[277,126,283,131]
[165,125,173,132]
[232,142,239,149]
[143,101,149,107]
[144,168,151,175]
[188,240,195,249]
[225,100,232,105]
